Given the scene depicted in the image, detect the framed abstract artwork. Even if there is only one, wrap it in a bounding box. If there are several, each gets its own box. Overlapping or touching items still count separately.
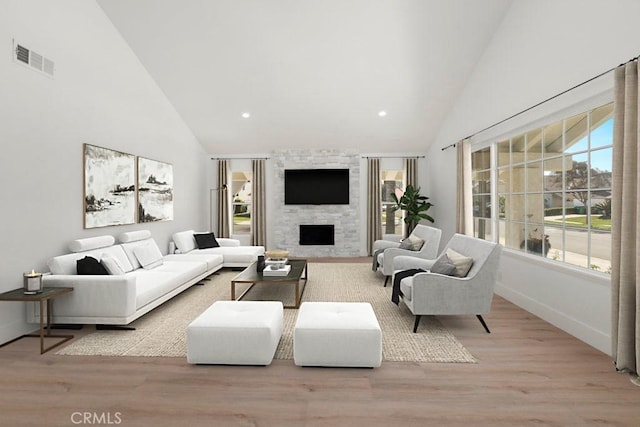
[137,156,174,222]
[83,144,136,228]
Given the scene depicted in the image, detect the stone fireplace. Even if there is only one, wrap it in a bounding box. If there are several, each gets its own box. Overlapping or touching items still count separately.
[272,149,360,257]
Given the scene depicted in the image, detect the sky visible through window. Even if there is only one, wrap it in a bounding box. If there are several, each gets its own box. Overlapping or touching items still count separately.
[590,118,613,171]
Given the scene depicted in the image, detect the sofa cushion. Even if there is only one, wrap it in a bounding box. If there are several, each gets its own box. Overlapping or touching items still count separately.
[69,236,115,253]
[192,246,264,266]
[118,230,152,243]
[194,232,219,249]
[49,245,134,275]
[172,230,197,254]
[129,270,182,309]
[130,261,205,309]
[164,253,224,271]
[400,278,413,301]
[133,243,164,270]
[100,253,126,275]
[77,256,109,275]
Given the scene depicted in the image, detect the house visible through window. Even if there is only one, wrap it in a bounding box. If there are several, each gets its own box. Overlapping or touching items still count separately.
[381,170,404,235]
[472,102,613,274]
[231,171,252,235]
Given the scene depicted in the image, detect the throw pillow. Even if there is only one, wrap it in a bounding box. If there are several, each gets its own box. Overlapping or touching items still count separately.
[194,232,220,249]
[100,253,125,275]
[445,248,474,278]
[429,253,458,276]
[133,243,164,270]
[77,256,109,275]
[399,235,425,251]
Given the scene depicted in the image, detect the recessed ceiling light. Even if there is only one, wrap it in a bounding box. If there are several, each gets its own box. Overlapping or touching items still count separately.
[241,112,251,118]
[378,110,387,117]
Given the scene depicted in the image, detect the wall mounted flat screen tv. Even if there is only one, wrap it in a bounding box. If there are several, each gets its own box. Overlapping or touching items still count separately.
[284,169,350,205]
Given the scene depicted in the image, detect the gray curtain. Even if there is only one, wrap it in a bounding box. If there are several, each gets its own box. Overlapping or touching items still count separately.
[611,60,640,386]
[456,139,473,235]
[216,160,230,238]
[404,157,417,189]
[251,159,266,246]
[367,158,382,256]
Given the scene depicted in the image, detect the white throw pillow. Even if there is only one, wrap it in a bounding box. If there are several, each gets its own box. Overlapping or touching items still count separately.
[100,253,125,275]
[133,243,164,270]
[172,230,197,253]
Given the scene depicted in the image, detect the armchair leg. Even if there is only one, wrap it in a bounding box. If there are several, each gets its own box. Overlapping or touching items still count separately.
[476,315,491,333]
[384,276,390,287]
[413,315,422,333]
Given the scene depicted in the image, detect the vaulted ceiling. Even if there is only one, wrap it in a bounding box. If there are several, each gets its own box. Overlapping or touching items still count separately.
[97,0,512,154]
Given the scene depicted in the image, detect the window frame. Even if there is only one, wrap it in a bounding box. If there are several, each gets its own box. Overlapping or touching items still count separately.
[471,101,613,275]
[231,171,252,235]
[380,170,405,237]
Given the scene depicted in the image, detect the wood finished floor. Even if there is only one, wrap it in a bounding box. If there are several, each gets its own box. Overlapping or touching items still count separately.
[1,258,637,426]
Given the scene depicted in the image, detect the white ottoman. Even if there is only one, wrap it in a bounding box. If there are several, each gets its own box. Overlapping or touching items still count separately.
[294,302,382,368]
[187,301,283,365]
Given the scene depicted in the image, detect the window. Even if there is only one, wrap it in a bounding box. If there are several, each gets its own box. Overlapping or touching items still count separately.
[231,171,252,234]
[472,102,613,274]
[472,147,492,241]
[381,170,404,235]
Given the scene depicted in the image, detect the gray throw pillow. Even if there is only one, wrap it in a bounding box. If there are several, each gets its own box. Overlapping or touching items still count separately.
[399,235,425,251]
[430,253,458,276]
[445,248,474,277]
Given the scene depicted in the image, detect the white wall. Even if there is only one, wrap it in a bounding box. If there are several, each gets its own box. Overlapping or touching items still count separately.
[427,0,640,354]
[0,0,209,344]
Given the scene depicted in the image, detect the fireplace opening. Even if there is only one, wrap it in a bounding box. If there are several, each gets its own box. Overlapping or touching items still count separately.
[299,225,334,245]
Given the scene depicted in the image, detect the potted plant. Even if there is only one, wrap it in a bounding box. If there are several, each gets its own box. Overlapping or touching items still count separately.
[391,184,434,236]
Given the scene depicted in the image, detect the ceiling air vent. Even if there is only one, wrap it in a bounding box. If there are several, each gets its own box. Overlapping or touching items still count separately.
[13,40,55,77]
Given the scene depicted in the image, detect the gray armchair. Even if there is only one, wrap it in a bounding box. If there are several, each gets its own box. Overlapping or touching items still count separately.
[392,234,502,333]
[373,225,442,287]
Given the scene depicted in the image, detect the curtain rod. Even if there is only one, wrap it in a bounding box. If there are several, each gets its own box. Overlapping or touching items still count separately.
[211,157,270,160]
[441,54,640,151]
[361,155,425,159]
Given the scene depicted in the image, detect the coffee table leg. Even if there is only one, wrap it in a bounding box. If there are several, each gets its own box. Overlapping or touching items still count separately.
[231,281,236,301]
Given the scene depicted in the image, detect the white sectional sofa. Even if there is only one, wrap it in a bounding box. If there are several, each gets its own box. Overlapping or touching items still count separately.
[171,230,265,268]
[29,230,223,326]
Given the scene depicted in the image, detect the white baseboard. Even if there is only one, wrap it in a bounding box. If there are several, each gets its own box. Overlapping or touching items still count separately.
[495,282,612,356]
[0,317,37,346]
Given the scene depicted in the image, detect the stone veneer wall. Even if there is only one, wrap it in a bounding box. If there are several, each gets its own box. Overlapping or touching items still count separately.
[272,149,360,257]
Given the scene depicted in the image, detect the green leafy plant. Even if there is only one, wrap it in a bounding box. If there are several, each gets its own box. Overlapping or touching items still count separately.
[391,184,434,236]
[594,198,611,219]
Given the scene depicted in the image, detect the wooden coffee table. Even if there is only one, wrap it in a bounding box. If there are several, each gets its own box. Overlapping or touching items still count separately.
[231,259,308,308]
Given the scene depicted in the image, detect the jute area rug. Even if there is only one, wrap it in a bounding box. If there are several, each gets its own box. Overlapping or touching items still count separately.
[56,263,476,363]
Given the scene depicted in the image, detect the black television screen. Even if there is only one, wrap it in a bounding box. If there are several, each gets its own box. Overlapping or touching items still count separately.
[284,169,350,205]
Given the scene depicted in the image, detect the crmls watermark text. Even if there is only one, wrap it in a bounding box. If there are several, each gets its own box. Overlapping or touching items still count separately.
[70,412,122,425]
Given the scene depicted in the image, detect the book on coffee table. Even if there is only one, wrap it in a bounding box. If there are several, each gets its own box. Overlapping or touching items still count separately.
[265,258,288,266]
[262,264,291,276]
